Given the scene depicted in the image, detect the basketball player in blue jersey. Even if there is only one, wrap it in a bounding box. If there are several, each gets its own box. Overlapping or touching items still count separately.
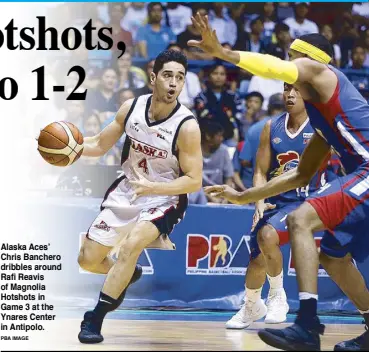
[77,50,202,343]
[191,14,369,351]
[226,83,331,330]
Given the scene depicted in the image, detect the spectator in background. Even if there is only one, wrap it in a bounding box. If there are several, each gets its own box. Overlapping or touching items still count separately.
[240,92,265,137]
[260,2,276,46]
[345,44,369,91]
[102,89,135,130]
[108,3,133,57]
[320,24,341,68]
[276,2,294,22]
[235,17,266,53]
[86,67,118,119]
[63,101,85,132]
[284,3,319,39]
[235,93,285,190]
[167,44,202,109]
[209,3,237,47]
[188,188,208,205]
[177,4,214,60]
[200,120,234,203]
[194,64,242,146]
[121,2,147,43]
[114,52,146,91]
[336,14,360,68]
[247,65,284,111]
[265,22,291,61]
[133,59,155,96]
[84,112,101,137]
[362,29,369,67]
[118,89,135,109]
[87,19,113,65]
[136,2,176,59]
[163,3,192,36]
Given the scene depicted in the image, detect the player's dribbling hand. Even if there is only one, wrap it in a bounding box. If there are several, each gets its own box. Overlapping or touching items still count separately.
[129,171,155,203]
[203,185,240,204]
[251,202,276,231]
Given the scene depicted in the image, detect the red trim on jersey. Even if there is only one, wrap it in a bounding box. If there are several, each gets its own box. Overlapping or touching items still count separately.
[310,80,341,126]
[308,71,360,160]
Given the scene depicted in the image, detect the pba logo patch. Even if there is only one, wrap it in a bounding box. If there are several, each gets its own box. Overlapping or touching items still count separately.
[287,237,357,277]
[186,234,251,275]
[78,232,154,274]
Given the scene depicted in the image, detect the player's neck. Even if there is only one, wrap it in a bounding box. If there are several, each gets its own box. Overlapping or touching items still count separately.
[149,93,178,121]
[288,112,308,132]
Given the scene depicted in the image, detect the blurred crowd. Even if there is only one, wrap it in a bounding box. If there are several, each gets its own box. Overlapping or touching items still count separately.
[30,2,369,203]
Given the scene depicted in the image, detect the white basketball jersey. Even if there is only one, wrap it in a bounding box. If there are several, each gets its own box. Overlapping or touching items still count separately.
[122,94,195,183]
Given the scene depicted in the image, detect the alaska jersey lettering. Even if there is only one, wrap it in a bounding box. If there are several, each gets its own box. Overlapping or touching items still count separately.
[267,113,328,207]
[121,94,195,182]
[101,94,195,211]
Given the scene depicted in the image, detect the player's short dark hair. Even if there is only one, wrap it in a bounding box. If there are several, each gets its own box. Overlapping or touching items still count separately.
[153,50,188,75]
[199,119,224,140]
[298,33,334,58]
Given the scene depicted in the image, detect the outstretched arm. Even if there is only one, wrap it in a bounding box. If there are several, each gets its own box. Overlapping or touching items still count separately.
[188,13,335,87]
[204,133,331,204]
[83,99,134,157]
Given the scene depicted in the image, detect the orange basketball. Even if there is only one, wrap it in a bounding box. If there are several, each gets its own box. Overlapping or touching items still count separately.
[37,121,84,167]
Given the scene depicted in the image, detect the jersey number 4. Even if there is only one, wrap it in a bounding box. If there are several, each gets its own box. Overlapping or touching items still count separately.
[138,158,149,174]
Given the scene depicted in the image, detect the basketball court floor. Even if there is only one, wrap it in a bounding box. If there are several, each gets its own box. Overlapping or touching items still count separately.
[27,309,365,351]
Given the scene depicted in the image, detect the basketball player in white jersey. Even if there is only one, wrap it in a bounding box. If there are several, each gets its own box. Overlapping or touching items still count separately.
[77,50,202,343]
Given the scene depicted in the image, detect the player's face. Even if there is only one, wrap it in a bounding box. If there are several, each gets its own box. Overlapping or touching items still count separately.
[287,49,306,61]
[152,62,186,104]
[283,83,305,114]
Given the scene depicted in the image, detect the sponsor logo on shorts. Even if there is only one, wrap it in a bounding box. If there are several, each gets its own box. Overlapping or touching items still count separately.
[94,221,111,232]
[186,234,251,275]
[147,208,158,215]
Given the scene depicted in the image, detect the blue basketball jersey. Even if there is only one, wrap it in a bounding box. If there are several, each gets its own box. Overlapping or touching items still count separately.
[304,65,369,174]
[267,113,328,207]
